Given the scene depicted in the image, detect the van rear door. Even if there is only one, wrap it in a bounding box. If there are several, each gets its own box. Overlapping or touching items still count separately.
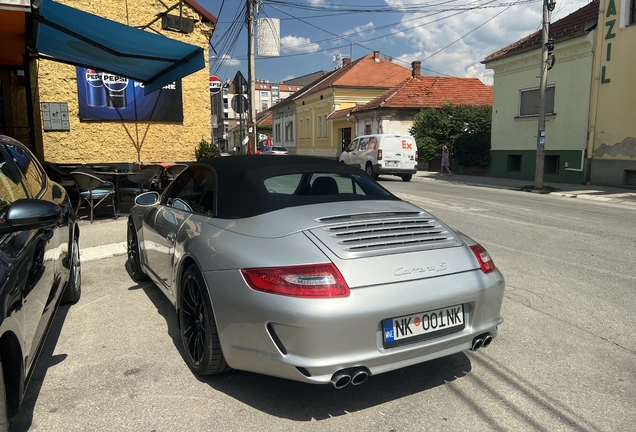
[380,136,416,170]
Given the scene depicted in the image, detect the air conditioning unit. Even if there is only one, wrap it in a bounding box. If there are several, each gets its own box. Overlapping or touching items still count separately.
[162,14,195,33]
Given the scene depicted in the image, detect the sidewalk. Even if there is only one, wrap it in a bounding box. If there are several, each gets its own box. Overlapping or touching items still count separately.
[414,170,636,206]
[77,171,636,262]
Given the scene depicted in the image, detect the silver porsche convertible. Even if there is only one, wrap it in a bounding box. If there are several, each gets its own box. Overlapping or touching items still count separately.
[126,155,504,388]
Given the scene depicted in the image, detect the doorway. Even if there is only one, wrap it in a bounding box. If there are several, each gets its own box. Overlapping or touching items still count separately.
[340,127,351,154]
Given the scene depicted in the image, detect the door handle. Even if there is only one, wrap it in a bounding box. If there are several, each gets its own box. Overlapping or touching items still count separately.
[166,232,176,246]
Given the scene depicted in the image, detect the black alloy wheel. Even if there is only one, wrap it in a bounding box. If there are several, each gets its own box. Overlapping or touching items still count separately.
[62,235,82,304]
[126,220,148,281]
[179,265,229,376]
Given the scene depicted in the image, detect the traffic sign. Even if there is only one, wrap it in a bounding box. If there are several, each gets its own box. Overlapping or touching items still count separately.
[232,95,249,114]
[233,71,247,94]
[209,75,222,94]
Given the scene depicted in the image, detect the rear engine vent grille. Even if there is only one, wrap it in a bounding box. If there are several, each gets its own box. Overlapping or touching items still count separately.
[312,217,462,258]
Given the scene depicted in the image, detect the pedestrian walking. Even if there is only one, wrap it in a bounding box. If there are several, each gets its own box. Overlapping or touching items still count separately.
[440,145,451,176]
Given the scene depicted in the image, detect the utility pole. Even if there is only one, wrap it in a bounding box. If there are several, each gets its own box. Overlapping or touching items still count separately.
[534,0,554,189]
[247,0,256,155]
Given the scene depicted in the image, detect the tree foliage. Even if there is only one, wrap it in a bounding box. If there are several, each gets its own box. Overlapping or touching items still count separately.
[257,125,272,137]
[194,138,221,161]
[453,133,491,167]
[409,102,492,166]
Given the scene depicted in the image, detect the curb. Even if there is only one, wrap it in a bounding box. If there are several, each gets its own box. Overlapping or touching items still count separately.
[80,241,127,262]
[415,174,636,206]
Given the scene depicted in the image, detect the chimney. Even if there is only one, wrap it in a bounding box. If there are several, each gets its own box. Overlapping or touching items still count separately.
[342,57,351,67]
[411,61,421,78]
[373,51,380,62]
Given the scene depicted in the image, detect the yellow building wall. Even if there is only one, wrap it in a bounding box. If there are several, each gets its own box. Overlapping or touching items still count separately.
[35,0,213,164]
[295,87,392,158]
[589,0,636,160]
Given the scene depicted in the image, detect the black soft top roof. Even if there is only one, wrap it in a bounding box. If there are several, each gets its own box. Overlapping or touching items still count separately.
[196,155,399,218]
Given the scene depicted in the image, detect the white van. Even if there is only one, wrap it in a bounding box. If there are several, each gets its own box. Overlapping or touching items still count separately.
[339,134,418,181]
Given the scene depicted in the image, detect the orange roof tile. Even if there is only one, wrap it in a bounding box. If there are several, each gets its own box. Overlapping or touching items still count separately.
[327,108,354,120]
[484,0,598,63]
[355,76,492,112]
[298,53,412,99]
[256,110,273,126]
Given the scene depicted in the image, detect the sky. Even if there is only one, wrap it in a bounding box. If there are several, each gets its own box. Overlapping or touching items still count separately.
[198,0,592,86]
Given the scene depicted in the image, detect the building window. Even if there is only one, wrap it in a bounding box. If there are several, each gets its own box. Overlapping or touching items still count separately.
[275,124,281,142]
[299,119,304,140]
[519,86,555,117]
[507,155,522,172]
[365,123,372,135]
[305,117,310,139]
[224,113,228,118]
[544,155,560,174]
[224,124,228,134]
[261,91,269,110]
[323,116,328,138]
[285,122,293,142]
[272,87,279,104]
[631,0,636,24]
[318,115,323,138]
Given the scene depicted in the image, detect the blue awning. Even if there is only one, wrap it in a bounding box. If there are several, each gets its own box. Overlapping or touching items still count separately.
[34,0,205,94]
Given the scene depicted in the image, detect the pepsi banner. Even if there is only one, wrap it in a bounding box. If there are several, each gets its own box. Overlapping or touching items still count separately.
[76,67,184,122]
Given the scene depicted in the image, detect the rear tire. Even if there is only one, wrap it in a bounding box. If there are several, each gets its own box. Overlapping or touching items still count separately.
[401,174,412,182]
[365,163,378,180]
[62,235,82,304]
[179,265,229,376]
[126,219,148,281]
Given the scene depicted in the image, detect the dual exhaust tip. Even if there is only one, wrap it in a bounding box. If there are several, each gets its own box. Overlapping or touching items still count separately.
[330,333,494,388]
[330,367,369,389]
[470,332,494,351]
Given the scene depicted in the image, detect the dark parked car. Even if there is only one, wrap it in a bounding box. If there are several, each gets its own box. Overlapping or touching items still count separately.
[0,135,81,427]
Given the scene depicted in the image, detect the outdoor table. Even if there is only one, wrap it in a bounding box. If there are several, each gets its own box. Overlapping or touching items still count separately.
[100,171,133,215]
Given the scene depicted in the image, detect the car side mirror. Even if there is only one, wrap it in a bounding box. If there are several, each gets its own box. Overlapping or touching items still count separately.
[0,199,61,233]
[135,191,160,206]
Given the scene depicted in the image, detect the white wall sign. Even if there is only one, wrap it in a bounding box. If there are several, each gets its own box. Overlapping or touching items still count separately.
[42,102,70,131]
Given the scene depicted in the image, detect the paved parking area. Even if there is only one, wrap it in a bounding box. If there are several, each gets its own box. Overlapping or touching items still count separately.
[11,255,477,432]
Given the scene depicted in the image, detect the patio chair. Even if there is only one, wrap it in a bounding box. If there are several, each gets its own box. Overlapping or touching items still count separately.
[164,164,188,186]
[119,168,156,201]
[142,164,165,190]
[70,171,117,223]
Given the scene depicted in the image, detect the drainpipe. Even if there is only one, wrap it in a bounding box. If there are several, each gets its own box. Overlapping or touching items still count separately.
[24,57,37,155]
[346,111,355,135]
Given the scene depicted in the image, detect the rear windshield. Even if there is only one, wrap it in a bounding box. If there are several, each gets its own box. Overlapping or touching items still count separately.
[264,172,389,199]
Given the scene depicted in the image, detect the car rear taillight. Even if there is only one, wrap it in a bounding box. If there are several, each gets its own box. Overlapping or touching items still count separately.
[241,263,350,298]
[469,244,496,274]
[378,149,383,161]
[284,151,289,154]
[415,150,418,162]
